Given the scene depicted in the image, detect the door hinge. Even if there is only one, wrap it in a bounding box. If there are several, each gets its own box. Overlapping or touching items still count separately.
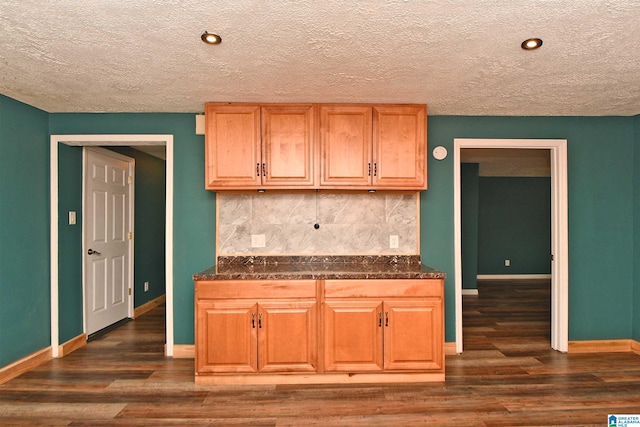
[128,176,133,184]
[128,288,132,296]
[128,232,133,240]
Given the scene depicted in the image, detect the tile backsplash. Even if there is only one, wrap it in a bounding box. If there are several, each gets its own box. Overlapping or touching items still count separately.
[218,192,418,255]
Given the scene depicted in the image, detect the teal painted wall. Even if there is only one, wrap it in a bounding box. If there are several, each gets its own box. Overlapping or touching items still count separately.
[57,144,83,343]
[461,163,479,289]
[477,177,551,275]
[109,147,166,307]
[49,113,216,345]
[423,116,634,341]
[0,95,50,367]
[1,93,638,370]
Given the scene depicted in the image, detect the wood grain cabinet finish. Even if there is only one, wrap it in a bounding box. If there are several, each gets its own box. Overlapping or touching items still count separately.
[205,104,261,188]
[205,102,427,190]
[320,104,427,189]
[205,103,315,189]
[261,104,316,188]
[195,278,443,384]
[372,105,427,189]
[323,279,444,373]
[195,280,317,375]
[323,299,443,372]
[319,105,373,187]
[323,300,384,372]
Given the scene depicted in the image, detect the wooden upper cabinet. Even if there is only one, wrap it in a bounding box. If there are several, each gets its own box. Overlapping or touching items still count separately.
[320,104,427,190]
[205,103,315,190]
[261,105,315,187]
[319,105,373,187]
[373,105,427,189]
[205,104,261,189]
[205,102,427,190]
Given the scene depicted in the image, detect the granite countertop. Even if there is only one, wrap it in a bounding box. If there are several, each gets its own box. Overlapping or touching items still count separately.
[193,255,446,281]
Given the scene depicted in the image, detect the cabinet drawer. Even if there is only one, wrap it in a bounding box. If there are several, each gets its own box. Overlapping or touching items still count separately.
[196,280,317,299]
[324,279,442,298]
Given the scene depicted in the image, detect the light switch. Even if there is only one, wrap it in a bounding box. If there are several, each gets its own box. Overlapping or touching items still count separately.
[68,211,76,225]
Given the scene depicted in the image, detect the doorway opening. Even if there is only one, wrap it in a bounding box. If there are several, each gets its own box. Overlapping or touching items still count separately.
[453,139,568,354]
[50,134,175,357]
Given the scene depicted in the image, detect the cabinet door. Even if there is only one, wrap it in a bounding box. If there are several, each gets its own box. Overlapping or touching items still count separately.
[196,300,257,373]
[319,105,373,187]
[205,104,261,189]
[383,299,443,371]
[323,300,383,372]
[373,105,427,189]
[258,301,317,373]
[261,105,315,188]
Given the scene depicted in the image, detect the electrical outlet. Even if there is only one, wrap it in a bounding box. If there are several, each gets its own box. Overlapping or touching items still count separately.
[390,235,399,249]
[251,234,266,248]
[144,281,149,292]
[505,259,511,267]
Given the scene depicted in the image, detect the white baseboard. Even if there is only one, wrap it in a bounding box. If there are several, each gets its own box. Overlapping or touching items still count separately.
[477,274,552,280]
[462,289,479,296]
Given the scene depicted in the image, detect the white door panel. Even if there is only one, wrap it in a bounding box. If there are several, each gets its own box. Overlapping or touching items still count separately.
[85,148,133,335]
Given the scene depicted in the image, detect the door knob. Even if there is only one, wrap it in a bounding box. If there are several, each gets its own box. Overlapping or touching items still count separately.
[87,249,101,255]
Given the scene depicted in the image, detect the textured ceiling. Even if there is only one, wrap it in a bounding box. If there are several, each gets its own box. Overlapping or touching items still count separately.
[1,1,639,115]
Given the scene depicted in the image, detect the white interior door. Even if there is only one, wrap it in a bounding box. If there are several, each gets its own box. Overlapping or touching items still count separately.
[84,148,134,335]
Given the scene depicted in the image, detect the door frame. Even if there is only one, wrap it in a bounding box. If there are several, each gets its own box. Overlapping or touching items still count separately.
[453,138,568,353]
[83,147,135,331]
[50,134,175,356]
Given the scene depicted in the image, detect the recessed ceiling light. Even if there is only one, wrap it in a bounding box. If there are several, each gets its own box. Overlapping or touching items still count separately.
[521,38,543,50]
[201,31,222,45]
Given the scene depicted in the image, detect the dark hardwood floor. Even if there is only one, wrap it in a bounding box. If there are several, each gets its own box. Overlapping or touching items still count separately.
[2,280,640,426]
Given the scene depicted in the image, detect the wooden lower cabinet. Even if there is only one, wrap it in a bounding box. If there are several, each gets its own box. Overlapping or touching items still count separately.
[196,300,257,373]
[258,301,317,373]
[196,299,316,374]
[194,278,444,385]
[323,300,384,372]
[324,299,443,372]
[383,299,443,371]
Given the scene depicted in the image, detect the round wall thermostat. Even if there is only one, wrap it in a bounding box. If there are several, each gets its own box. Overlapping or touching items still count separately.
[432,146,448,160]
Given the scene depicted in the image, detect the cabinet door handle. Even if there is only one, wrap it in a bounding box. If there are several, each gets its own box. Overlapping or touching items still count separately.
[262,163,267,177]
[378,312,382,327]
[368,163,371,176]
[251,313,256,328]
[258,313,263,329]
[385,311,389,327]
[374,163,377,177]
[256,163,260,177]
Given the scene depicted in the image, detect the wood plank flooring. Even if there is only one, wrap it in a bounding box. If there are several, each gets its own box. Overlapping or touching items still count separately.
[2,279,640,425]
